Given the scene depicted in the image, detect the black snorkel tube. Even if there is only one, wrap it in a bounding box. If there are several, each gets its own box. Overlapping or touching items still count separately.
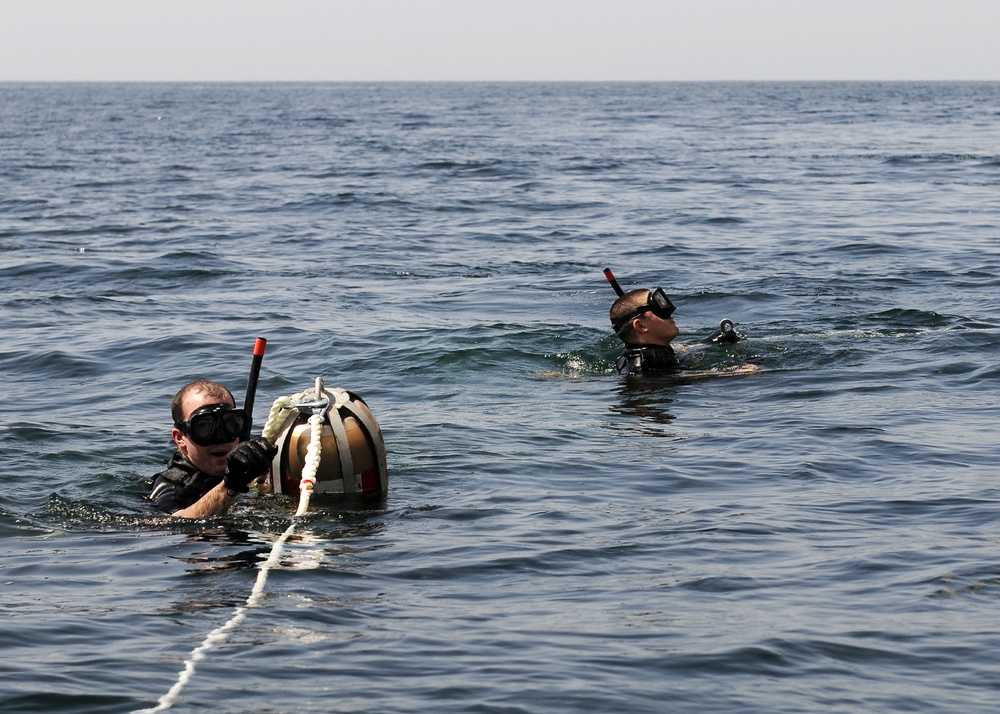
[241,337,267,441]
[603,267,625,297]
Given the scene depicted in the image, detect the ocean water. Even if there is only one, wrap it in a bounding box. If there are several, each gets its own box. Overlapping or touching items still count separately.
[1,81,999,713]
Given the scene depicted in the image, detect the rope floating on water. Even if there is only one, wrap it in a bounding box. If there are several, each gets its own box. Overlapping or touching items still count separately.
[134,520,297,713]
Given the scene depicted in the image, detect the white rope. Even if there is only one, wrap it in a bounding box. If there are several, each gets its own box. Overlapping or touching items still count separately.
[294,412,323,517]
[261,395,295,444]
[133,521,297,713]
[136,391,327,713]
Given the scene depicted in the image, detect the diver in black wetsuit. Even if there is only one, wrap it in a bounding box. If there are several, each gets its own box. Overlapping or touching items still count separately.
[605,268,742,376]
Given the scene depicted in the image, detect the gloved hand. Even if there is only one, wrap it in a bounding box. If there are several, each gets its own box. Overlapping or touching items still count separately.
[225,437,277,493]
[705,319,742,345]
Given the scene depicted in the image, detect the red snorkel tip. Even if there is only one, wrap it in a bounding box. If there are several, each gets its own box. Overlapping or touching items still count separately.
[604,267,625,297]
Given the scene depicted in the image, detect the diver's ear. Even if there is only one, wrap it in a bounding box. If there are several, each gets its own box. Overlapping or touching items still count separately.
[631,316,649,335]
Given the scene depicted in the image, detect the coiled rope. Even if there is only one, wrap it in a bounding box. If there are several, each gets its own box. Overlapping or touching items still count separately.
[136,384,329,713]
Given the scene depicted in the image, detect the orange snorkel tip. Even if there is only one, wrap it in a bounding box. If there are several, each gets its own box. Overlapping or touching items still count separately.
[604,267,625,297]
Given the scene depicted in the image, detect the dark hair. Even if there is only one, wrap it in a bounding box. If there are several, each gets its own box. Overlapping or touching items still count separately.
[171,380,235,423]
[609,288,651,344]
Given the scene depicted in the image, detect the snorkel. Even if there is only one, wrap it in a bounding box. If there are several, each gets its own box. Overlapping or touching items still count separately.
[242,337,267,441]
[603,267,625,297]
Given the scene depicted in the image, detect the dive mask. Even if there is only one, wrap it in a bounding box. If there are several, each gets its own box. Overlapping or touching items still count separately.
[612,287,676,333]
[175,403,247,446]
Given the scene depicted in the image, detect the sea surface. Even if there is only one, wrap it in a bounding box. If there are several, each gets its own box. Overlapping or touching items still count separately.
[1,81,999,713]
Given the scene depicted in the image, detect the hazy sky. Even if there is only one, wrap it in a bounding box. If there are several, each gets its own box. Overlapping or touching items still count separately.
[2,0,998,82]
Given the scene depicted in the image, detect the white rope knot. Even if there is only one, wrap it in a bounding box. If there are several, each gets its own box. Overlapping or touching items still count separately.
[260,395,296,444]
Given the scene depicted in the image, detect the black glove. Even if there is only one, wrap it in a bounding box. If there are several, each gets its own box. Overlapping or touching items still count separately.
[705,319,742,345]
[225,437,277,493]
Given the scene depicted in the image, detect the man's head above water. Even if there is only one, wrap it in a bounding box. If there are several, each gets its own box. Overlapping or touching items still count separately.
[170,380,240,478]
[609,288,680,347]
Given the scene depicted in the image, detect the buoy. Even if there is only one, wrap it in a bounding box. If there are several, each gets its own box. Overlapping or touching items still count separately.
[260,379,388,498]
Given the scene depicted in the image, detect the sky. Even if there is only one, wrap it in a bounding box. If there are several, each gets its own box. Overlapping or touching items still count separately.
[2,0,998,82]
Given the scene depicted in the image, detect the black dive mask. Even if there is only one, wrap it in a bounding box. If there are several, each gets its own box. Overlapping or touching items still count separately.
[175,403,247,446]
[612,287,676,333]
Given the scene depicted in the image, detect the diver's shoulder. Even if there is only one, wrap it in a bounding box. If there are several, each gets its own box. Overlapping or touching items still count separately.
[615,344,680,375]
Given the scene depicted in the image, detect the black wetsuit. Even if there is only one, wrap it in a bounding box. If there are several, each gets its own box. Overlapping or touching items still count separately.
[613,344,681,376]
[147,451,223,514]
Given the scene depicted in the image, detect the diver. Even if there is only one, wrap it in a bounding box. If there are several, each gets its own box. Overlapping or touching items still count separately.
[604,268,743,376]
[147,380,276,518]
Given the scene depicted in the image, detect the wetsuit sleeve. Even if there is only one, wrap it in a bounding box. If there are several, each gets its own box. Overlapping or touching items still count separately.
[614,351,642,375]
[148,474,184,514]
[146,451,222,515]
